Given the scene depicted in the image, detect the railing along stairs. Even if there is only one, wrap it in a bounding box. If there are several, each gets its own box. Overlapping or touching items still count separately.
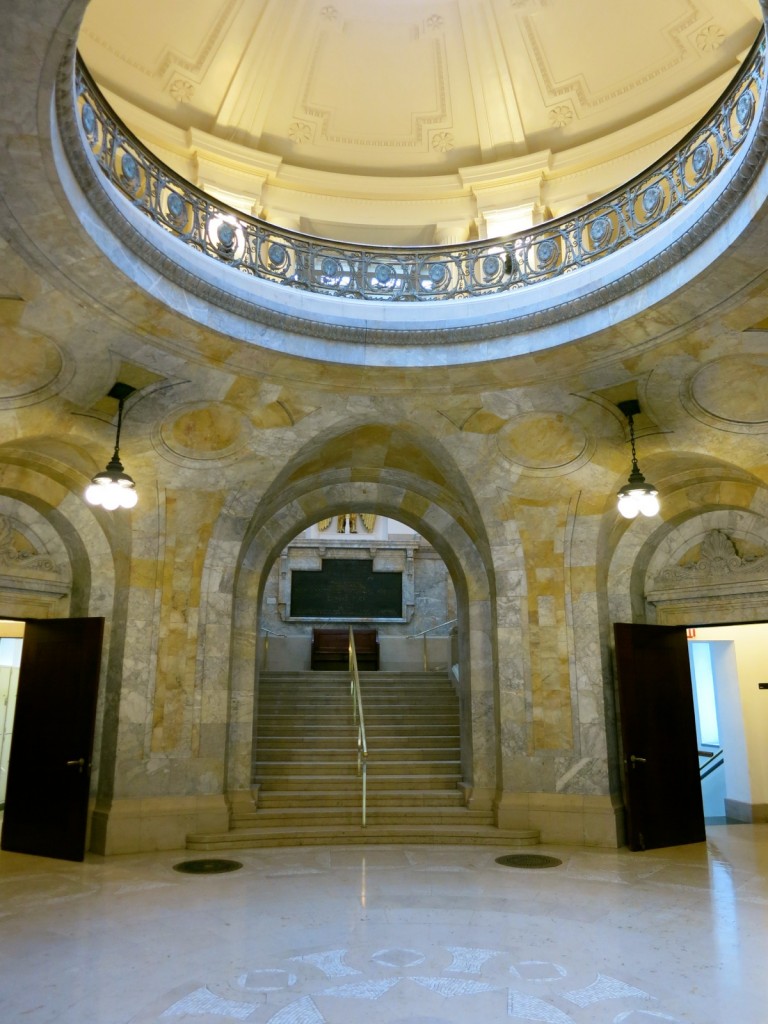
[348,626,368,827]
[698,747,725,783]
[406,619,457,672]
[260,626,284,669]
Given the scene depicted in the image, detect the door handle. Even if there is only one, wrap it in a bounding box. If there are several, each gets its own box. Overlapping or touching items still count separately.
[629,755,647,765]
[66,758,86,774]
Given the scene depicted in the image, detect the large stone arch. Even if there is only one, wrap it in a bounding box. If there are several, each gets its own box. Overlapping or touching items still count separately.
[203,413,506,824]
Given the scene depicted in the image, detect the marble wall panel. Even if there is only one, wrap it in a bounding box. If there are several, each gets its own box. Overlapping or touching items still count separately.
[515,502,574,752]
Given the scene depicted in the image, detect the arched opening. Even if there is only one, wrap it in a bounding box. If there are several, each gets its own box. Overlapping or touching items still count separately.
[245,512,461,834]
[221,424,503,836]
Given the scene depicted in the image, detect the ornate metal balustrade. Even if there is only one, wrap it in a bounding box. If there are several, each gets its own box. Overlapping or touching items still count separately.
[73,34,765,305]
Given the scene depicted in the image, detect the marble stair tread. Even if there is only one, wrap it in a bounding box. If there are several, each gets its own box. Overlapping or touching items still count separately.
[259,671,451,679]
[255,789,465,807]
[254,774,464,791]
[261,725,459,734]
[186,824,541,850]
[256,750,459,758]
[254,763,461,776]
[231,807,495,826]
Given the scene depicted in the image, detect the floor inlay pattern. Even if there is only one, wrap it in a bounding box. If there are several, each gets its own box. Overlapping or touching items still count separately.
[155,948,667,1023]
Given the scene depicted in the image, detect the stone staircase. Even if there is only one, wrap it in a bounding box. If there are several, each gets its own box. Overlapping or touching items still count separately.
[186,669,539,850]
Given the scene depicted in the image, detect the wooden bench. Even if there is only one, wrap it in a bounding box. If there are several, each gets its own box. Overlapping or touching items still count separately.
[310,628,379,671]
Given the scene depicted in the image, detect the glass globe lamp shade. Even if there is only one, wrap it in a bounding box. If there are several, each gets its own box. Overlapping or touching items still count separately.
[637,490,660,517]
[617,491,641,519]
[616,401,660,520]
[617,479,659,520]
[85,460,138,509]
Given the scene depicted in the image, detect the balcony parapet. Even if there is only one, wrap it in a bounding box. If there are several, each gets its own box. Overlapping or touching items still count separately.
[56,32,767,360]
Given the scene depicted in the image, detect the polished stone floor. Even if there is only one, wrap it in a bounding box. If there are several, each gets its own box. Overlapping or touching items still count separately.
[1,825,766,1024]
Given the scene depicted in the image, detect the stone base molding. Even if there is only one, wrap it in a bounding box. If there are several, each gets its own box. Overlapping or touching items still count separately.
[495,791,625,847]
[89,795,230,855]
[724,798,768,823]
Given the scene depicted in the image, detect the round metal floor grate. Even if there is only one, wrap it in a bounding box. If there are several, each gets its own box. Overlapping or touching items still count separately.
[173,858,243,875]
[495,853,562,869]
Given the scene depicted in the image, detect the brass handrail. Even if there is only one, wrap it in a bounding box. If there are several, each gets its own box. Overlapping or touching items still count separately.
[406,618,457,671]
[348,627,368,828]
[406,618,458,639]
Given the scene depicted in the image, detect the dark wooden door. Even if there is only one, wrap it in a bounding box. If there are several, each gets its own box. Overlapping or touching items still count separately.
[1,618,104,861]
[614,622,705,851]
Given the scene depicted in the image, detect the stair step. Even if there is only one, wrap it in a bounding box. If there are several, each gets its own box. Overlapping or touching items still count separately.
[258,727,460,739]
[187,824,540,851]
[257,740,459,753]
[232,807,493,827]
[256,746,460,760]
[259,682,457,692]
[260,671,451,679]
[258,700,458,712]
[256,789,465,809]
[255,774,462,791]
[256,770,462,782]
[258,715,459,727]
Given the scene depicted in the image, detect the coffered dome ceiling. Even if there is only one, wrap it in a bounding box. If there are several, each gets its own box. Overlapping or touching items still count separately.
[79,0,762,243]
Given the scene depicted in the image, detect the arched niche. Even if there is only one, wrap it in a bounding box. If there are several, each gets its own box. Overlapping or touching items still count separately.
[644,510,768,626]
[0,495,72,618]
[608,507,768,628]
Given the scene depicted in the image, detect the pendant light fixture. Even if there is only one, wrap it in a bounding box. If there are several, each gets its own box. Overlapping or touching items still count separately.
[617,399,659,519]
[85,382,138,510]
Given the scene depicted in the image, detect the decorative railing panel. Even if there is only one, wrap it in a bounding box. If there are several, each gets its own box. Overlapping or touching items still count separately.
[74,34,765,305]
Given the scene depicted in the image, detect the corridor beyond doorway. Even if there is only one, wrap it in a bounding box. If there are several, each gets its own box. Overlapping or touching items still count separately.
[688,622,768,827]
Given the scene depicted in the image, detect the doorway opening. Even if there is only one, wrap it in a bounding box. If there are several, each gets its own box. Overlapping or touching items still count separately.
[0,620,25,811]
[687,622,767,827]
[247,511,469,831]
[0,617,104,861]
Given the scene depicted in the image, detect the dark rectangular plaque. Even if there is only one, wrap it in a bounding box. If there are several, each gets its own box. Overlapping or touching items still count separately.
[290,559,402,618]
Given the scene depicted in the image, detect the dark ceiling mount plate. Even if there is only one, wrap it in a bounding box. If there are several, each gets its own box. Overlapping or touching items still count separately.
[173,858,243,875]
[495,853,563,869]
